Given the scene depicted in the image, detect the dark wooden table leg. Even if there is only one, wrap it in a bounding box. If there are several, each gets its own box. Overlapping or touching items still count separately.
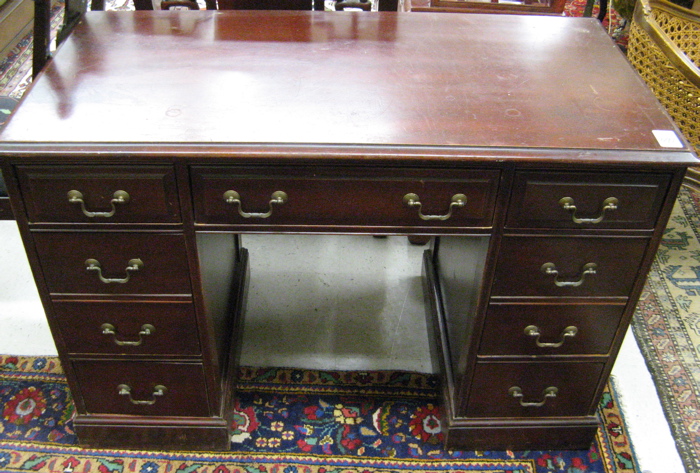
[133,0,155,9]
[377,0,398,9]
[32,0,52,78]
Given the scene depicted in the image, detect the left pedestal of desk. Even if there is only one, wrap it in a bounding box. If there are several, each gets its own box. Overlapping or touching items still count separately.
[3,164,244,451]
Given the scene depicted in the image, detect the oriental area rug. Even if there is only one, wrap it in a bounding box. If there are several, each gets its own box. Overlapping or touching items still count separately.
[632,185,700,473]
[0,355,637,473]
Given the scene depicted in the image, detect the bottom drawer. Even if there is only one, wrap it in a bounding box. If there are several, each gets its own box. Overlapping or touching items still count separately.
[465,361,605,418]
[72,360,210,417]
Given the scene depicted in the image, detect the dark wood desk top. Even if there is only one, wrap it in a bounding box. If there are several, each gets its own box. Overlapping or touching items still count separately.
[0,11,696,165]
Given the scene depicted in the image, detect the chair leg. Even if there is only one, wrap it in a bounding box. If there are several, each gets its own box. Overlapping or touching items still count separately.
[32,0,52,78]
[377,0,398,10]
[133,0,155,9]
[597,0,608,20]
[407,236,431,245]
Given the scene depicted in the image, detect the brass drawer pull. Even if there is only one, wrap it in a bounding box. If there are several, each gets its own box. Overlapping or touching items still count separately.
[403,193,468,221]
[68,190,130,218]
[117,384,167,405]
[541,262,597,287]
[508,386,558,407]
[559,196,619,224]
[85,258,144,284]
[101,323,155,346]
[524,325,578,348]
[223,190,288,219]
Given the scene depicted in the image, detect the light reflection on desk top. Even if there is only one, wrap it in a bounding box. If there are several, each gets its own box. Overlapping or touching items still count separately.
[0,10,694,159]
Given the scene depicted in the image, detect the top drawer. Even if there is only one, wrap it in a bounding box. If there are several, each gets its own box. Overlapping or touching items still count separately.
[506,171,671,230]
[16,166,181,224]
[191,166,500,229]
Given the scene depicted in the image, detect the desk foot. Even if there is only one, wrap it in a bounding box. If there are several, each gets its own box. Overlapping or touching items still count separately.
[74,416,230,451]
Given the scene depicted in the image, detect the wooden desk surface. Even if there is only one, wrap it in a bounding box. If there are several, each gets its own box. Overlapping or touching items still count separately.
[0,11,695,164]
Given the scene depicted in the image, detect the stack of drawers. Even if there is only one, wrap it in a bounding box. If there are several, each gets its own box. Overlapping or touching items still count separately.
[430,169,675,450]
[6,162,684,452]
[14,165,229,450]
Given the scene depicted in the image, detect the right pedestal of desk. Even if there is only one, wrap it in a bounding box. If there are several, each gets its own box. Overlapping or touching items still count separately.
[423,169,679,450]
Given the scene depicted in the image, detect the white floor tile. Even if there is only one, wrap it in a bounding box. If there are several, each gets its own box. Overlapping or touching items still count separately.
[612,331,685,473]
[239,234,432,372]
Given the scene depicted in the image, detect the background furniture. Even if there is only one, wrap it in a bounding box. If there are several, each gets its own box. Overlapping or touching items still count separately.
[0,0,32,219]
[627,0,700,189]
[409,0,565,16]
[0,0,33,67]
[0,170,11,219]
[0,11,696,452]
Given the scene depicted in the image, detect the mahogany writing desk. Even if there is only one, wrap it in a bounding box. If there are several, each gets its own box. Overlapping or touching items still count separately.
[0,10,697,452]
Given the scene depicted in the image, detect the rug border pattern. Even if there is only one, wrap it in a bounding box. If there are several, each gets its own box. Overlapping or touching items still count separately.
[0,355,640,472]
[632,186,700,472]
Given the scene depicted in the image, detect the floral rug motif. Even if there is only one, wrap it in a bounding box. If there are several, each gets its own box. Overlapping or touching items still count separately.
[0,355,638,473]
[632,186,700,472]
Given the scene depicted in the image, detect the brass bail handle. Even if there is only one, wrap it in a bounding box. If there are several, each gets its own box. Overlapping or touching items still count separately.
[117,384,167,405]
[524,325,578,348]
[85,258,144,284]
[541,262,597,287]
[559,196,619,224]
[223,190,288,219]
[403,193,468,221]
[508,386,558,407]
[68,190,130,218]
[101,323,155,346]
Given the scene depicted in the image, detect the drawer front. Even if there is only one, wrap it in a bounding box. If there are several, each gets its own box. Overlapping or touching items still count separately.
[191,166,500,228]
[465,362,605,417]
[479,303,625,356]
[72,361,210,417]
[33,232,192,295]
[53,301,200,356]
[506,171,671,230]
[16,165,181,223]
[491,236,649,297]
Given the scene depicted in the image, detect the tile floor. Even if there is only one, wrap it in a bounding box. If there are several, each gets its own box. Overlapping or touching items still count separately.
[0,220,685,472]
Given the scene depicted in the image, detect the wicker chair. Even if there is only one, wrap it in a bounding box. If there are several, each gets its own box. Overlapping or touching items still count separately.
[627,0,700,188]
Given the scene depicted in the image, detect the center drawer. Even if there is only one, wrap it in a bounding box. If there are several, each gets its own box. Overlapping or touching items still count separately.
[33,232,192,295]
[191,166,500,228]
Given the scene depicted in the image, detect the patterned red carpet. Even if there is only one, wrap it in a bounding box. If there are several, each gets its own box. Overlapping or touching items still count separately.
[0,355,638,473]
